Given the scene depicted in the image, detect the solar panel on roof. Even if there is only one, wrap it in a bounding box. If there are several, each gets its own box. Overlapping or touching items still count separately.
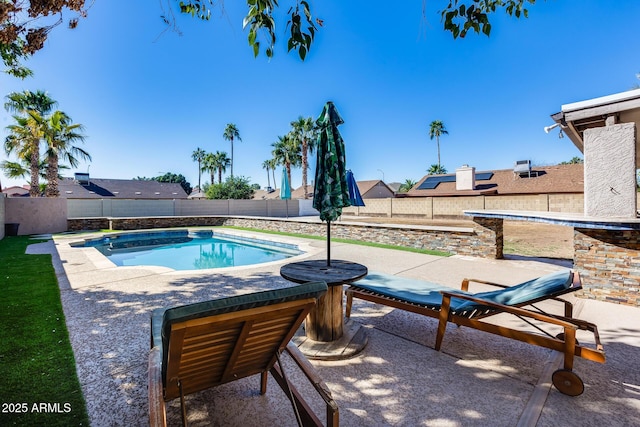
[417,172,494,190]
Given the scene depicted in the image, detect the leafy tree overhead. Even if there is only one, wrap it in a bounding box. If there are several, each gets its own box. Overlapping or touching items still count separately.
[1,1,537,76]
[206,175,254,199]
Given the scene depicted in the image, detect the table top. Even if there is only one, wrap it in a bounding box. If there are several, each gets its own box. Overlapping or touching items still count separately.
[280,259,368,287]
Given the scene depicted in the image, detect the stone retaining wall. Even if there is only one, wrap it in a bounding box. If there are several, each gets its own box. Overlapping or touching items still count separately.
[574,227,640,306]
[67,216,504,259]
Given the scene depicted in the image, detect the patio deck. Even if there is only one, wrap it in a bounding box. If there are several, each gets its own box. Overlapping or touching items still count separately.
[32,228,640,426]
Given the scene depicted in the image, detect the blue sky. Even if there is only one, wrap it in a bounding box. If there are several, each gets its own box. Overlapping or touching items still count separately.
[2,1,639,191]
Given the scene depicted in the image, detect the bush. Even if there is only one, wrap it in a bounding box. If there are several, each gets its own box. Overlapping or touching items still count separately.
[206,176,255,199]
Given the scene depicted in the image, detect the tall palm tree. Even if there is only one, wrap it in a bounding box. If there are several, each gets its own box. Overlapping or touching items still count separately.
[223,123,242,177]
[271,134,301,187]
[43,110,90,197]
[428,120,448,169]
[201,152,216,185]
[4,90,57,196]
[212,151,231,184]
[267,158,277,189]
[290,116,318,198]
[191,147,206,190]
[262,159,273,189]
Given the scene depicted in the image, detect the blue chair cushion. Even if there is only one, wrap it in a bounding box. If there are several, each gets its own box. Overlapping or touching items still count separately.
[453,270,573,313]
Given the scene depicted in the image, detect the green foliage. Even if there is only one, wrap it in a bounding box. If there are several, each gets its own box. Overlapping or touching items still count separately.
[441,0,534,39]
[398,178,417,192]
[558,156,583,165]
[156,172,192,194]
[135,173,192,194]
[0,236,89,426]
[428,164,447,175]
[206,175,255,199]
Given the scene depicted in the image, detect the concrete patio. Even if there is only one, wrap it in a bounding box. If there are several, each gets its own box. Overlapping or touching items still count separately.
[30,227,640,426]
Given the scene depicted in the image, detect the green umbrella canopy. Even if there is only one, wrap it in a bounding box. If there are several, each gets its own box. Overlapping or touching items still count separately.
[313,101,351,222]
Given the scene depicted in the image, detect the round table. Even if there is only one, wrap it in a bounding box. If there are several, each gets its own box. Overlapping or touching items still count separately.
[280,259,368,342]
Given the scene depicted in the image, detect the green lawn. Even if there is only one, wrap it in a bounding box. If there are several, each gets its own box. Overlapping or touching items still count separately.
[0,236,89,426]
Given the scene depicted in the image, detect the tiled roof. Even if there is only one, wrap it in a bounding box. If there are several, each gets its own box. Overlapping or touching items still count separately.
[57,177,188,199]
[408,164,584,197]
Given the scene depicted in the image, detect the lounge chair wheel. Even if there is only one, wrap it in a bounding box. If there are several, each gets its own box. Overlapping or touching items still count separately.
[555,333,579,345]
[552,369,584,396]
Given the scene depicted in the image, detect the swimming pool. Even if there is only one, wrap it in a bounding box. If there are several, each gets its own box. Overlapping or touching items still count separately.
[74,229,303,270]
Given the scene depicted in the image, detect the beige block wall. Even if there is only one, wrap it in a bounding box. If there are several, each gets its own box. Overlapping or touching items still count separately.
[485,194,549,211]
[433,196,485,217]
[391,197,433,218]
[549,194,584,213]
[5,197,67,235]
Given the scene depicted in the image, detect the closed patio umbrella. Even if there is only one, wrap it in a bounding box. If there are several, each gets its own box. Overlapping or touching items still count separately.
[346,169,365,207]
[313,101,351,266]
[280,167,291,217]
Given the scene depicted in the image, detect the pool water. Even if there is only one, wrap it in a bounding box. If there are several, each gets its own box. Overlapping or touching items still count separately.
[76,230,302,270]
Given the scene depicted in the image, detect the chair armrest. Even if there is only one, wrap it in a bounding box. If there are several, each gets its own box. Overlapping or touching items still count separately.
[285,342,339,426]
[440,291,578,330]
[148,347,167,427]
[460,278,509,292]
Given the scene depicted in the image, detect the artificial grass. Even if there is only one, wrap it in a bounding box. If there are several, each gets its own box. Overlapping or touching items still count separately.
[0,236,89,426]
[221,226,452,257]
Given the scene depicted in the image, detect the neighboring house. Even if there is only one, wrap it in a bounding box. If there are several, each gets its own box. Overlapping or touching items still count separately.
[57,174,188,199]
[356,180,396,198]
[407,163,584,197]
[2,185,30,197]
[386,182,402,194]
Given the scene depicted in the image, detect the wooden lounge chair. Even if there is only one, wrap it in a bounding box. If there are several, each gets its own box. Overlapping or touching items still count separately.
[345,270,605,396]
[149,282,339,427]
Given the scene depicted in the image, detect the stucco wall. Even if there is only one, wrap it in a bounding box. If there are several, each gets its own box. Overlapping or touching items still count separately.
[583,122,637,217]
[5,197,67,235]
[68,199,299,218]
[0,196,5,239]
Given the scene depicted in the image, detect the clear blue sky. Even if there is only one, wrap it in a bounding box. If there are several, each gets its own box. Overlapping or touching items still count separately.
[2,1,639,191]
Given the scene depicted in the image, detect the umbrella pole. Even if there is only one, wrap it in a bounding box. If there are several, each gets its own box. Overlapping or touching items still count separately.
[327,221,331,267]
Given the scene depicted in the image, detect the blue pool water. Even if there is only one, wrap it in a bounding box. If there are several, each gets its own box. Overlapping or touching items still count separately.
[76,230,302,270]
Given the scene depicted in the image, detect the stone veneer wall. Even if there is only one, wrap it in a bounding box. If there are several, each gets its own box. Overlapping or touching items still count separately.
[67,216,504,259]
[574,227,640,306]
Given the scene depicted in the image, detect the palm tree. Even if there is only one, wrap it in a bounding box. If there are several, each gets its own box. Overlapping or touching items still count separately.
[290,116,318,198]
[398,179,417,193]
[223,123,242,177]
[43,110,90,197]
[212,151,231,184]
[262,159,273,189]
[4,90,57,197]
[191,147,206,190]
[428,120,448,169]
[427,164,447,175]
[201,152,216,185]
[271,134,301,187]
[267,158,277,189]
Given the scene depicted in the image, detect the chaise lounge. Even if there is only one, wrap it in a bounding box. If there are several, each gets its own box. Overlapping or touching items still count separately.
[149,281,339,426]
[345,269,605,396]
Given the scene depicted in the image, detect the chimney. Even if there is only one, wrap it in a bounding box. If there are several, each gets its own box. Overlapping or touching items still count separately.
[75,172,90,185]
[456,165,475,191]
